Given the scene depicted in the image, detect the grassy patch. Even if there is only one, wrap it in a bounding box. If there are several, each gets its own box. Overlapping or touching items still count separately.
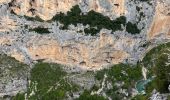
[27,62,79,100]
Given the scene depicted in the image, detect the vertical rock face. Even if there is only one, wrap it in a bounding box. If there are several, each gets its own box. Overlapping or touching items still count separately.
[14,31,131,70]
[148,0,170,39]
[0,0,170,99]
[9,0,126,20]
[0,0,168,70]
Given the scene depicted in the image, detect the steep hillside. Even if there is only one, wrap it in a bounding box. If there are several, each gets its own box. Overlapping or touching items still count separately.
[0,0,169,99]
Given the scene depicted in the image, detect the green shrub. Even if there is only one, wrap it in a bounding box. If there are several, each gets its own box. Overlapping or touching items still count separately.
[29,27,50,34]
[95,63,142,99]
[50,5,140,35]
[126,22,140,34]
[24,16,44,22]
[84,28,100,36]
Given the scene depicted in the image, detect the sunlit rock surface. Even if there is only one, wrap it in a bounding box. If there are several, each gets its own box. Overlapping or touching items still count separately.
[148,0,170,39]
[0,0,169,70]
[0,0,169,99]
[8,0,126,20]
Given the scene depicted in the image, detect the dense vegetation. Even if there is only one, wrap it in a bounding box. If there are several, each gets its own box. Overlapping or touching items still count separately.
[12,62,143,100]
[29,63,79,99]
[77,90,107,100]
[13,62,79,100]
[24,15,44,22]
[132,42,170,99]
[50,5,140,35]
[142,42,170,93]
[126,22,140,34]
[29,27,50,34]
[95,63,142,99]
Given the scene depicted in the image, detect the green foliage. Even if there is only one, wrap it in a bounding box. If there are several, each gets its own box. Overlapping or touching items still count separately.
[12,93,25,100]
[145,79,157,93]
[29,27,50,34]
[105,89,122,99]
[95,63,142,99]
[143,42,170,67]
[126,22,140,34]
[51,5,140,35]
[96,63,142,84]
[77,90,107,100]
[131,94,148,100]
[142,42,170,93]
[0,54,29,82]
[84,28,100,36]
[136,6,141,12]
[68,5,81,16]
[24,15,44,22]
[27,62,79,100]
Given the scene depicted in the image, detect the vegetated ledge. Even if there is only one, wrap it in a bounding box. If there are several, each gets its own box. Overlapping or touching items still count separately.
[23,15,44,22]
[29,27,50,34]
[49,5,141,35]
[13,5,141,36]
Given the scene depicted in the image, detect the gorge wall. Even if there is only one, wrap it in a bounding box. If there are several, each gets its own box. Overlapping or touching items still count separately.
[7,0,126,20]
[148,0,170,39]
[0,0,169,70]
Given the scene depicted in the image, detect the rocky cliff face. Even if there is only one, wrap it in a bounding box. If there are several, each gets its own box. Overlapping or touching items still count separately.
[0,0,168,69]
[148,0,170,39]
[8,0,126,20]
[0,0,170,98]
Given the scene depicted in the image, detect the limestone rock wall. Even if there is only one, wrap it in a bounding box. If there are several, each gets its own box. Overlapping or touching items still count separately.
[148,0,170,39]
[0,0,170,98]
[0,0,169,70]
[25,32,130,70]
[8,0,126,20]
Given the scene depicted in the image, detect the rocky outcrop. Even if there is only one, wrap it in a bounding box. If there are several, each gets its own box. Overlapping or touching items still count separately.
[26,34,129,70]
[0,54,28,98]
[148,0,170,39]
